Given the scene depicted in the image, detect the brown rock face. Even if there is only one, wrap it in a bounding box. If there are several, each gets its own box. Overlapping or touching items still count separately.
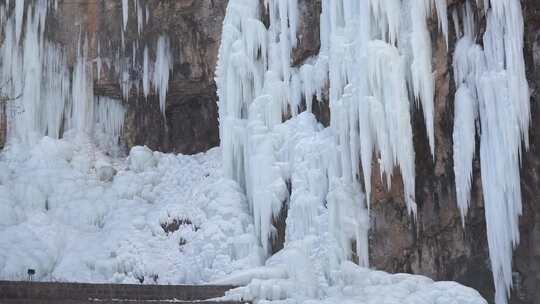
[48,0,224,154]
[291,0,321,66]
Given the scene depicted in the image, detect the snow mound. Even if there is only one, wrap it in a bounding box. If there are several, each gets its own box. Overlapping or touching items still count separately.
[219,261,487,304]
[128,145,157,173]
[0,136,262,283]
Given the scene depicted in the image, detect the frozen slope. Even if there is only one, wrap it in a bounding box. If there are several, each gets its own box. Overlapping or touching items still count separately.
[0,133,262,283]
[0,117,487,304]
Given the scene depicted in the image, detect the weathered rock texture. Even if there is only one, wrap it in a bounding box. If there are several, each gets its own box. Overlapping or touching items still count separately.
[49,0,224,154]
[366,2,540,303]
[40,1,540,303]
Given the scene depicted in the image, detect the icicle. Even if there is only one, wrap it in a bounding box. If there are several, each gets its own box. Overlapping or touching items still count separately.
[70,34,94,134]
[96,41,102,81]
[409,0,435,157]
[132,41,137,68]
[452,86,476,224]
[137,0,143,34]
[368,0,401,45]
[143,45,150,98]
[434,0,449,47]
[94,96,126,142]
[1,0,71,144]
[300,64,315,113]
[451,1,530,303]
[452,11,484,223]
[452,9,461,38]
[145,3,149,24]
[153,35,172,115]
[121,67,130,101]
[367,41,416,215]
[479,1,529,302]
[122,0,129,32]
[434,0,448,49]
[15,0,24,45]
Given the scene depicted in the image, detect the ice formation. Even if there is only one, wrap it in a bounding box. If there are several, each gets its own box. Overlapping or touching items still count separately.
[0,135,260,283]
[143,45,150,98]
[451,1,530,303]
[216,0,529,304]
[408,0,436,157]
[0,0,170,147]
[117,1,171,114]
[219,261,486,304]
[0,0,127,149]
[216,0,452,259]
[452,85,476,224]
[153,35,172,115]
[122,0,129,32]
[70,36,94,134]
[1,0,69,144]
[94,96,127,155]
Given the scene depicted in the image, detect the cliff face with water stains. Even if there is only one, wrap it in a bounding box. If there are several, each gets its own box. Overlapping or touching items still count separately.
[37,1,540,303]
[367,2,540,303]
[47,0,225,154]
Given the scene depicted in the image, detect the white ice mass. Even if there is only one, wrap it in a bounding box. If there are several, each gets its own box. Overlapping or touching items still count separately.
[0,0,531,304]
[216,0,528,304]
[0,134,261,284]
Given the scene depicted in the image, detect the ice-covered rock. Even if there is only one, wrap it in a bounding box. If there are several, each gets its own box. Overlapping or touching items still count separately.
[128,146,157,173]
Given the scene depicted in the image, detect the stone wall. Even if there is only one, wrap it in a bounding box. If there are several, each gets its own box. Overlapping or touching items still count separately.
[0,280,236,301]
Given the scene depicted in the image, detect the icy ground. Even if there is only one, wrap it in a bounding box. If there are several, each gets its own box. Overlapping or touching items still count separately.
[0,128,486,304]
[0,131,262,284]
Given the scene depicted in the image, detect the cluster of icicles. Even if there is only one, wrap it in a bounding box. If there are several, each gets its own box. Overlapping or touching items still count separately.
[216,0,529,304]
[120,0,173,115]
[108,0,174,115]
[0,0,173,148]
